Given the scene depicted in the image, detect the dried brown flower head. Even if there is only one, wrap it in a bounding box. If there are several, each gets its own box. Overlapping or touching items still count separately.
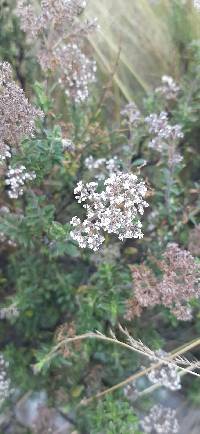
[125,297,143,320]
[159,243,200,316]
[0,61,43,161]
[55,321,80,357]
[16,0,98,103]
[126,243,200,321]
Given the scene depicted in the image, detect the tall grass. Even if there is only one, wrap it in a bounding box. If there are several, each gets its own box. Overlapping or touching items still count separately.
[86,0,200,102]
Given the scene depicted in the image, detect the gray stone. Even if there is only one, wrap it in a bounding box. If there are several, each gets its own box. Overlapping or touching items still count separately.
[14,391,73,433]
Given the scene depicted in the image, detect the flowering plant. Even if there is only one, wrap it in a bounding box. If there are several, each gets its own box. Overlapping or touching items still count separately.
[0,1,199,433]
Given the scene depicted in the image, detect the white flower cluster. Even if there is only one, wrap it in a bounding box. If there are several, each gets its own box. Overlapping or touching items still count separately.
[148,350,181,391]
[145,112,183,144]
[84,155,120,180]
[56,43,97,104]
[0,231,17,247]
[70,172,149,251]
[123,382,139,402]
[193,0,200,10]
[62,138,75,152]
[141,405,179,434]
[5,166,36,199]
[145,111,183,165]
[155,75,180,100]
[0,354,12,407]
[121,102,141,127]
[85,156,107,171]
[0,143,11,162]
[0,305,19,321]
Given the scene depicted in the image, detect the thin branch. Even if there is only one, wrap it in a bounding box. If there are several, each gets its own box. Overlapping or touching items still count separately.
[80,357,200,407]
[44,332,200,376]
[33,330,200,406]
[138,361,200,398]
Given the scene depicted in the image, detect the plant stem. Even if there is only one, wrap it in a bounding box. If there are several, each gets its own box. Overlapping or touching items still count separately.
[79,337,200,405]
